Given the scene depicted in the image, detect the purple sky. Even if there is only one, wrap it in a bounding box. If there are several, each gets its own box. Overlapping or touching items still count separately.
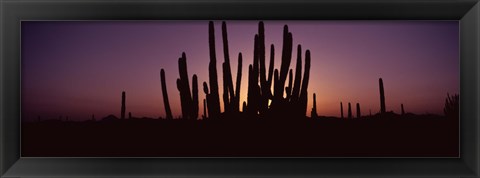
[21,21,459,121]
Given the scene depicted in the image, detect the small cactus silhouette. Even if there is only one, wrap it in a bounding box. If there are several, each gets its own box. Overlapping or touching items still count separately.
[348,102,352,119]
[311,93,318,119]
[356,103,361,118]
[401,104,405,115]
[121,91,126,119]
[340,102,344,119]
[379,78,386,114]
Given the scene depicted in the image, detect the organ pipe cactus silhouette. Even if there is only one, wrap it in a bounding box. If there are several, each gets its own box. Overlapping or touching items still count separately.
[348,102,352,119]
[262,23,311,118]
[171,21,312,120]
[160,69,173,119]
[356,103,361,118]
[379,78,386,114]
[121,91,126,119]
[176,53,198,120]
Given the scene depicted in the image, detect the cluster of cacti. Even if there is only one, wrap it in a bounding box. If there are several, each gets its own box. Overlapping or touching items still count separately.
[121,91,126,119]
[341,101,363,119]
[158,21,312,120]
[176,53,199,120]
[241,22,311,119]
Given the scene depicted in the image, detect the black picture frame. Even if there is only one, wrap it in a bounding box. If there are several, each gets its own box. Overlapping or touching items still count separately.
[1,0,479,177]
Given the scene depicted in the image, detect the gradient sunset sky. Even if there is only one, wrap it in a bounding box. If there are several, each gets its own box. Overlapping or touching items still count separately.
[21,21,459,121]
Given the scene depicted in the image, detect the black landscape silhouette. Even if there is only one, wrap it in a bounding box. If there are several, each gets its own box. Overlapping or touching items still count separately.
[22,21,459,157]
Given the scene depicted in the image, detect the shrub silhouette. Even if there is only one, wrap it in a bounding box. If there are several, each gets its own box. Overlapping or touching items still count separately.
[444,93,459,118]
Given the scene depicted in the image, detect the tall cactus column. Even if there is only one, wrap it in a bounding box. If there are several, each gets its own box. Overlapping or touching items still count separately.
[207,21,221,119]
[121,91,126,119]
[379,78,386,114]
[298,50,311,117]
[234,53,242,113]
[221,21,235,114]
[160,69,173,119]
[177,53,192,119]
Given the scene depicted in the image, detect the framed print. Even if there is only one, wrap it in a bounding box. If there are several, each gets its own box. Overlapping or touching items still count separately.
[1,0,479,177]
